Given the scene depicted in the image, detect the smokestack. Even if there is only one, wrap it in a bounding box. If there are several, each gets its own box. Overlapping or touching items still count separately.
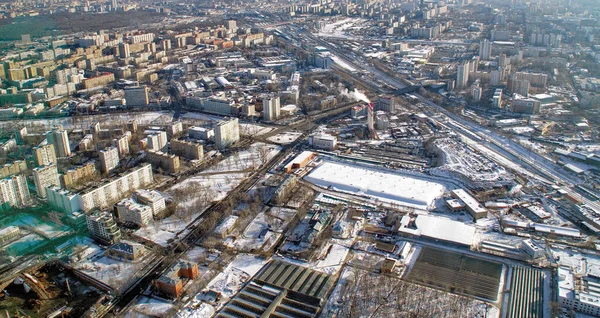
[368,102,374,132]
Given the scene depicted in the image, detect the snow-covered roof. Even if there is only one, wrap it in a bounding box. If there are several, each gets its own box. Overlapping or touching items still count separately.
[398,214,475,246]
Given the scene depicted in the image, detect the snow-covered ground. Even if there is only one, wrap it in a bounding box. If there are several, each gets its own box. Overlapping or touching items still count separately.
[239,123,275,136]
[75,252,152,291]
[180,112,226,122]
[172,173,248,208]
[8,214,72,238]
[330,55,357,72]
[315,18,368,39]
[321,265,492,317]
[234,212,282,252]
[266,131,303,145]
[305,160,446,210]
[168,142,281,208]
[133,215,197,247]
[0,111,173,130]
[314,242,350,275]
[204,142,281,174]
[124,296,175,318]
[436,138,511,183]
[266,207,298,232]
[205,254,268,298]
[176,303,215,318]
[139,143,281,246]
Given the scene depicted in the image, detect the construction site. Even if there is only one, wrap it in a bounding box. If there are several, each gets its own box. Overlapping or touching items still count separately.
[0,262,108,318]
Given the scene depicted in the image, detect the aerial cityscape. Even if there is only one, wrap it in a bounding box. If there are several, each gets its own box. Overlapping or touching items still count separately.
[0,0,598,317]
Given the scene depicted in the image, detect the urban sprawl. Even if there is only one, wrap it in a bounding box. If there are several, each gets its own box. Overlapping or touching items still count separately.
[0,0,599,317]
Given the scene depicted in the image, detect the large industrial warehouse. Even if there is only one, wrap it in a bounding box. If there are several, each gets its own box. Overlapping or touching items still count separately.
[216,260,334,318]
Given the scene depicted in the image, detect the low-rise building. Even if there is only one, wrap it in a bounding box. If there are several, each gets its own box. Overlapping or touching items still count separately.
[106,240,145,261]
[154,261,199,298]
[450,189,487,220]
[521,239,543,259]
[380,257,397,273]
[284,151,316,173]
[309,134,337,151]
[188,126,214,141]
[0,226,20,245]
[512,94,541,114]
[214,215,239,239]
[271,175,298,205]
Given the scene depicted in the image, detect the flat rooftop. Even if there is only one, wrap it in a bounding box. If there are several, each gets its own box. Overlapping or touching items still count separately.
[305,160,445,210]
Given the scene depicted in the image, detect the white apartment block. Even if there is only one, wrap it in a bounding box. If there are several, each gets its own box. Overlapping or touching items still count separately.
[116,198,153,226]
[46,128,71,157]
[48,163,154,213]
[33,144,57,166]
[33,163,60,198]
[147,131,168,152]
[129,33,155,44]
[215,118,240,149]
[112,134,130,158]
[79,163,153,212]
[47,186,80,214]
[168,121,183,137]
[99,146,120,174]
[263,96,280,121]
[0,175,30,208]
